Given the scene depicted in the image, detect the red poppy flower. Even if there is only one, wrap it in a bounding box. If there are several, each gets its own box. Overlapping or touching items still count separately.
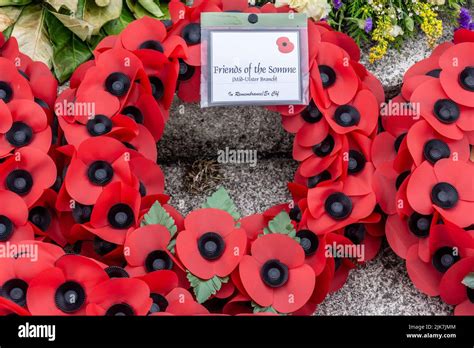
[21,61,58,112]
[124,225,186,284]
[439,256,474,315]
[239,233,315,313]
[321,88,379,136]
[306,180,376,234]
[293,130,344,178]
[0,190,33,243]
[276,37,294,54]
[121,83,167,140]
[83,182,141,245]
[406,224,474,296]
[294,225,328,276]
[137,270,179,314]
[310,42,359,109]
[406,159,473,228]
[0,297,30,316]
[130,156,165,197]
[64,137,137,205]
[86,278,152,316]
[28,189,67,247]
[325,233,358,293]
[176,208,247,279]
[27,254,108,315]
[0,241,63,309]
[410,78,473,140]
[0,57,34,104]
[57,112,138,149]
[0,100,51,157]
[73,48,151,121]
[438,42,474,108]
[0,147,56,207]
[151,287,209,315]
[294,156,342,188]
[125,42,181,111]
[406,120,470,167]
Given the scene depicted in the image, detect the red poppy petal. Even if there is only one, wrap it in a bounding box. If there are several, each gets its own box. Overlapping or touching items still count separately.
[406,244,442,296]
[184,208,235,237]
[239,255,273,308]
[439,256,474,305]
[124,225,172,266]
[385,214,419,259]
[406,161,437,215]
[251,233,305,268]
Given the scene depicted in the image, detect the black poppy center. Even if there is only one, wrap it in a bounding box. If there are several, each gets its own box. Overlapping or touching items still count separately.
[348,150,366,174]
[54,281,86,313]
[145,250,174,272]
[261,259,289,288]
[318,65,336,88]
[28,206,52,232]
[181,23,201,45]
[6,170,33,196]
[289,205,302,222]
[72,203,93,224]
[312,134,335,157]
[308,170,332,188]
[433,99,460,124]
[432,246,460,273]
[408,213,432,238]
[178,59,195,81]
[325,192,353,220]
[87,161,114,186]
[149,293,169,314]
[423,139,450,164]
[198,232,225,260]
[0,215,14,242]
[426,69,442,78]
[344,223,366,245]
[431,182,459,209]
[301,101,323,124]
[139,40,164,53]
[296,229,319,256]
[93,236,117,256]
[395,171,411,190]
[394,133,406,152]
[6,122,33,147]
[106,303,135,316]
[459,66,474,91]
[1,279,28,307]
[122,106,144,124]
[107,204,134,229]
[334,105,360,127]
[86,115,112,136]
[105,72,131,97]
[0,81,13,103]
[105,266,129,279]
[149,76,165,101]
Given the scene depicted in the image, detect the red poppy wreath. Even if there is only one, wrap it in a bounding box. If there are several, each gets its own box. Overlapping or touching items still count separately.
[0,0,472,317]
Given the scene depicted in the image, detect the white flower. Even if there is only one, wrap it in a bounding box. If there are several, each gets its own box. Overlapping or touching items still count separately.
[275,0,331,20]
[390,25,404,37]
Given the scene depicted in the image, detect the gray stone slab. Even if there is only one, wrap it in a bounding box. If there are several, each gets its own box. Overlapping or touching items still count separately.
[160,158,452,315]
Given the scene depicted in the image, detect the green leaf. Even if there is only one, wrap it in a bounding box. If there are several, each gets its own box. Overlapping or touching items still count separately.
[262,211,298,240]
[0,6,23,32]
[187,272,229,304]
[137,0,163,18]
[11,4,53,67]
[140,200,178,238]
[44,10,92,83]
[462,273,474,289]
[52,11,94,41]
[202,187,241,221]
[83,0,122,35]
[251,302,279,314]
[0,0,31,6]
[404,16,414,32]
[44,0,78,12]
[103,4,133,35]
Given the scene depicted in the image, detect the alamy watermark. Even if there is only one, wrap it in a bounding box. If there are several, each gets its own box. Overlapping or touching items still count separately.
[217,147,258,167]
[0,242,38,262]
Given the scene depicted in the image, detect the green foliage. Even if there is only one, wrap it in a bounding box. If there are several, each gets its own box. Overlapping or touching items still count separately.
[1,0,170,81]
[187,272,229,304]
[202,187,241,221]
[262,211,299,242]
